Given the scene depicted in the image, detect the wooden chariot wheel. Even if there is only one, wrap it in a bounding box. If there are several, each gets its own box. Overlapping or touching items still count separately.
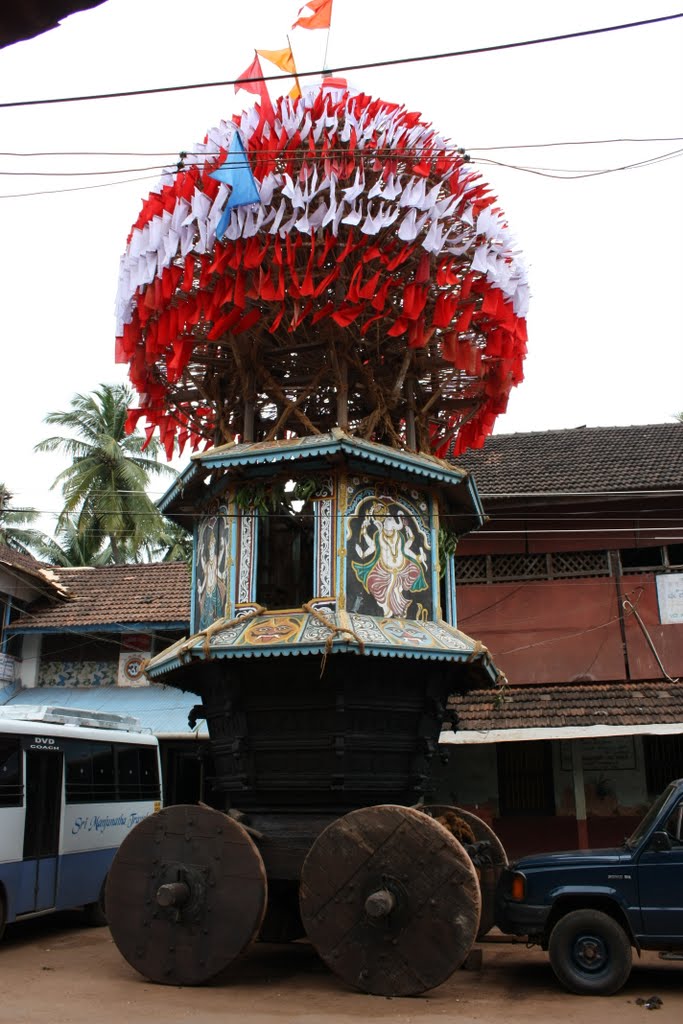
[106,804,267,985]
[420,805,508,938]
[299,804,481,996]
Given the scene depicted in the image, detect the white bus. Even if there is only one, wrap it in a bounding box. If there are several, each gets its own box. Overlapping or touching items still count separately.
[0,705,161,939]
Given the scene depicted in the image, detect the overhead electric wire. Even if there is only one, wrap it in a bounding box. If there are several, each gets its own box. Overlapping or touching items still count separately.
[0,172,164,200]
[476,146,683,179]
[0,163,173,177]
[3,141,683,179]
[2,137,683,159]
[0,12,681,109]
[3,143,683,199]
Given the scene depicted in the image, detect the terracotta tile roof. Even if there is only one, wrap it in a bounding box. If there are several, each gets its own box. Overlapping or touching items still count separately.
[448,681,683,732]
[0,544,70,599]
[453,423,683,496]
[11,562,190,631]
[0,2,106,48]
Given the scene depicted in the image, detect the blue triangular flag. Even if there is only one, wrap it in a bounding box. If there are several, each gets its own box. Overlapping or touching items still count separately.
[211,132,261,239]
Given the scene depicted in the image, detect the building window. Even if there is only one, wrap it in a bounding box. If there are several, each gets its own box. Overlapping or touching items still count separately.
[497,741,556,816]
[643,735,683,798]
[620,546,664,572]
[668,544,683,568]
[1,596,26,658]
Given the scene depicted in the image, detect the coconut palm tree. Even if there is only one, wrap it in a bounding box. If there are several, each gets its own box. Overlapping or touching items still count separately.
[0,483,46,557]
[35,385,178,564]
[31,514,114,567]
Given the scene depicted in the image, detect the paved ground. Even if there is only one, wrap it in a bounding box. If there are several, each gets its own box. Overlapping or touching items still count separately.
[0,913,681,1024]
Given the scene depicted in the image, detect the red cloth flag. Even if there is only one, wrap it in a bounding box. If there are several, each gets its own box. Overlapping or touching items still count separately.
[292,0,332,30]
[235,53,274,119]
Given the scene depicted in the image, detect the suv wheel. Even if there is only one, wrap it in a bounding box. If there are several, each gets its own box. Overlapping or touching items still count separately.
[548,909,632,995]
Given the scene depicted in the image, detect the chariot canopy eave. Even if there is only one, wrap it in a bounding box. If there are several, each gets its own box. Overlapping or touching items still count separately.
[158,428,485,536]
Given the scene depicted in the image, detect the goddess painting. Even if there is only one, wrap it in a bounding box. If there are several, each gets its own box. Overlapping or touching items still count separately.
[196,505,229,630]
[351,499,429,618]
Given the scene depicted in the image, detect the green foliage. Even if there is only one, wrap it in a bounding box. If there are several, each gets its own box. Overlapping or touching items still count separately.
[438,526,459,577]
[0,483,48,557]
[234,477,319,514]
[292,477,320,503]
[34,384,181,565]
[234,480,288,514]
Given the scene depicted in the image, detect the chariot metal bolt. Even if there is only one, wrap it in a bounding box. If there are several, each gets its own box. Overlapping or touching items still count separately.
[364,888,396,919]
[156,882,191,908]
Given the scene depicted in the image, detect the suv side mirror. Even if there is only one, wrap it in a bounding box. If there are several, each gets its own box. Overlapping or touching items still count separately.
[650,830,673,852]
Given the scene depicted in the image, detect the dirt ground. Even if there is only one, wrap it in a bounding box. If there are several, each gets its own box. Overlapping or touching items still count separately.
[0,913,681,1024]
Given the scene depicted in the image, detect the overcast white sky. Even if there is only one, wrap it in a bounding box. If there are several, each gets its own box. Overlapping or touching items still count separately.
[0,0,681,529]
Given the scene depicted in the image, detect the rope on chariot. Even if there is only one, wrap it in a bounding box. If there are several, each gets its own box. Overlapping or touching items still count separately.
[302,600,366,677]
[196,602,268,659]
[466,640,489,662]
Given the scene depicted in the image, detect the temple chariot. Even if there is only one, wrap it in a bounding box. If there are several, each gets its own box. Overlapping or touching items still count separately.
[105,77,528,995]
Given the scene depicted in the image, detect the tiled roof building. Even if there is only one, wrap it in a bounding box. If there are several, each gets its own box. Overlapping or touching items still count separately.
[455,423,683,495]
[12,562,190,631]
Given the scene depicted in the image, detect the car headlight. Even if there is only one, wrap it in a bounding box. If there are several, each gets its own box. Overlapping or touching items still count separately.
[510,871,526,901]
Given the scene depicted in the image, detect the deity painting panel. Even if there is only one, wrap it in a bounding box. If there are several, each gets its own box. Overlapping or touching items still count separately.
[346,486,433,620]
[195,503,230,631]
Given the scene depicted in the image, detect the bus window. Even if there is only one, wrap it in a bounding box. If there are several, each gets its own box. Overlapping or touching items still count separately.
[91,744,115,801]
[139,746,160,799]
[117,745,160,801]
[0,735,22,807]
[65,741,94,802]
[117,745,140,799]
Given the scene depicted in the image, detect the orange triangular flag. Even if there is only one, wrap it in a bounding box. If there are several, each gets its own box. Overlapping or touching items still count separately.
[257,46,301,99]
[292,0,332,31]
[258,47,296,75]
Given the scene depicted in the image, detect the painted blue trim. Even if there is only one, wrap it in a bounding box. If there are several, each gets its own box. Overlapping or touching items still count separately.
[465,474,487,531]
[190,517,198,634]
[1,595,12,653]
[157,462,201,513]
[197,441,467,486]
[445,555,457,627]
[161,434,469,499]
[147,642,499,677]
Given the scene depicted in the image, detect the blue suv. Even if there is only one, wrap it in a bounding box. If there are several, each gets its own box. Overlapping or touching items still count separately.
[496,779,683,995]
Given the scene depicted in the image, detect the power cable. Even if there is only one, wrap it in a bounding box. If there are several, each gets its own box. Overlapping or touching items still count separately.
[2,137,683,158]
[0,12,681,109]
[3,143,683,179]
[3,143,682,199]
[476,146,683,179]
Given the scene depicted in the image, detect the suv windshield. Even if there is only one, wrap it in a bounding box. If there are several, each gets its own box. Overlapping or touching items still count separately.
[625,783,676,848]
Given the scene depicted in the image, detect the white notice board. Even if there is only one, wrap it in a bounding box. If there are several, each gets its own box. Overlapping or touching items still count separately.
[656,573,683,624]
